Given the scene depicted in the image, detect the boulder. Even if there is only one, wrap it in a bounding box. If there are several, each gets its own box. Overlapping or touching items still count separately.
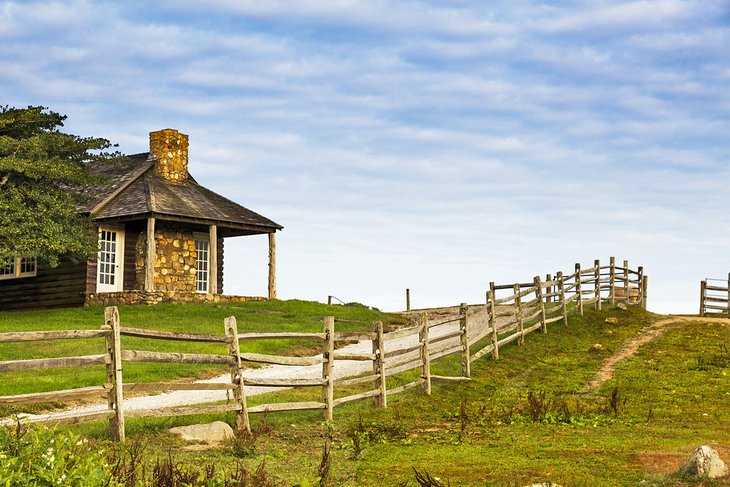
[681,445,728,479]
[169,421,234,444]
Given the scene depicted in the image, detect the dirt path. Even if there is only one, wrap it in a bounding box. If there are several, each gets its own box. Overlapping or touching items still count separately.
[587,316,730,391]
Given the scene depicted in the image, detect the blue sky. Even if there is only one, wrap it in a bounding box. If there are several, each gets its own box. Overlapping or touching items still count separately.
[2,0,729,313]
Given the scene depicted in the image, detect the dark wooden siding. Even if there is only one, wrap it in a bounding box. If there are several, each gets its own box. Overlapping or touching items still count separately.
[0,260,88,310]
[217,237,224,294]
[124,223,144,291]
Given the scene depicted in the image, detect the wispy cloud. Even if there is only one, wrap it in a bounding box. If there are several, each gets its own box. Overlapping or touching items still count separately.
[1,0,729,312]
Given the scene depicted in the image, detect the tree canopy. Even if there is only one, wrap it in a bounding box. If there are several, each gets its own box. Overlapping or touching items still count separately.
[0,105,117,266]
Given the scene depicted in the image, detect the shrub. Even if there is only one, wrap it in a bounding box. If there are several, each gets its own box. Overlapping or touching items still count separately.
[0,421,115,486]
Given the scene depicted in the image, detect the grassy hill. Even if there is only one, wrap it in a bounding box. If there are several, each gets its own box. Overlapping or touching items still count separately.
[1,302,729,486]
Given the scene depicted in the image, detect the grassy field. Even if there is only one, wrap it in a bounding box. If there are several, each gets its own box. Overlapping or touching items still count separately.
[0,300,404,407]
[2,302,729,486]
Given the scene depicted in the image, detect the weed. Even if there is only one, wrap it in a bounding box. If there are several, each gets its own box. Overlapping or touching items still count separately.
[318,440,331,487]
[413,467,450,486]
[526,390,551,422]
[606,387,627,416]
[692,343,730,370]
[457,396,469,444]
[228,429,258,458]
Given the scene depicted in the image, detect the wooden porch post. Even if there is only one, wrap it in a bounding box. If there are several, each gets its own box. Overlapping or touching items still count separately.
[268,233,277,300]
[209,224,218,294]
[144,217,155,291]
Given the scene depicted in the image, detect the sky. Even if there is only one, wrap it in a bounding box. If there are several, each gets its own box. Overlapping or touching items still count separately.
[2,0,729,314]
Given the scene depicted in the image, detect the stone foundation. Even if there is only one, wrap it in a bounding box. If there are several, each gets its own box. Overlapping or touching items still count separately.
[85,291,265,307]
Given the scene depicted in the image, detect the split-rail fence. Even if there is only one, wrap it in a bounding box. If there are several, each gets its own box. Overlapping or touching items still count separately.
[699,274,730,316]
[0,257,647,441]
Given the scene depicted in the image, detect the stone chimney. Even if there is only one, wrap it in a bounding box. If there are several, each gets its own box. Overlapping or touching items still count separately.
[149,129,189,182]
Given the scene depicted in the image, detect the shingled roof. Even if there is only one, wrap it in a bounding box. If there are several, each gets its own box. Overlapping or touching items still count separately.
[81,152,282,234]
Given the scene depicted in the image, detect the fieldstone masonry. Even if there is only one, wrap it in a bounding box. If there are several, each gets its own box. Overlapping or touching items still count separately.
[150,128,189,182]
[152,229,198,293]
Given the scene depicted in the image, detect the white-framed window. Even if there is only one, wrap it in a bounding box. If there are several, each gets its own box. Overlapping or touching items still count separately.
[195,238,209,293]
[96,226,125,293]
[0,256,37,280]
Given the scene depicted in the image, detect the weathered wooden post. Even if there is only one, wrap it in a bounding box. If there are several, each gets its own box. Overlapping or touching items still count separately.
[459,303,471,377]
[641,275,648,311]
[103,306,125,442]
[594,259,601,311]
[623,259,630,300]
[327,295,332,306]
[546,274,553,303]
[372,320,387,408]
[418,313,431,395]
[268,233,276,300]
[575,263,583,316]
[488,283,499,360]
[557,271,568,326]
[699,280,707,317]
[322,316,335,420]
[513,284,524,345]
[225,316,250,432]
[609,257,616,305]
[727,272,730,314]
[534,276,547,333]
[637,266,644,307]
[406,288,411,312]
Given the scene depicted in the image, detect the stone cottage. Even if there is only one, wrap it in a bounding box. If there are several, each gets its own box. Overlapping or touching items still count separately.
[0,129,282,310]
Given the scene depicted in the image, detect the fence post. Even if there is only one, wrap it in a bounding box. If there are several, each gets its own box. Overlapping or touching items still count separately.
[327,295,332,305]
[623,259,629,300]
[641,275,648,311]
[575,263,583,316]
[513,284,524,345]
[546,274,552,303]
[488,283,499,360]
[406,288,411,312]
[727,272,730,314]
[322,316,335,420]
[637,266,644,307]
[103,306,125,442]
[459,303,471,377]
[594,259,601,311]
[700,280,707,317]
[534,276,547,333]
[557,271,568,326]
[418,313,431,395]
[372,320,387,408]
[609,257,616,305]
[224,316,249,433]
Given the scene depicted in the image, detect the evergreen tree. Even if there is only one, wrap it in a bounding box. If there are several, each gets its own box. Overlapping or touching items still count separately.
[0,105,117,266]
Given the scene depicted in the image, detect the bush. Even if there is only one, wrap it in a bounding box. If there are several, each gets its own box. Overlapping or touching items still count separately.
[0,422,115,486]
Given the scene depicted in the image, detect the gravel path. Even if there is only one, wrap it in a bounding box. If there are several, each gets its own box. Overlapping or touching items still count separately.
[8,306,491,425]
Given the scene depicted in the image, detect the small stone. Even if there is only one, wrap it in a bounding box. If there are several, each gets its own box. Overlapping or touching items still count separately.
[523,483,563,487]
[617,303,628,310]
[590,343,605,351]
[681,445,728,479]
[605,317,619,324]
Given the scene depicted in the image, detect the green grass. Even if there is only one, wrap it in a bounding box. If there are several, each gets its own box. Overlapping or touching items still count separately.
[2,302,729,486]
[0,300,405,398]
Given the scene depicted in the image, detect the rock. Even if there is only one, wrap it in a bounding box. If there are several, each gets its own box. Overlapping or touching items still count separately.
[169,421,234,444]
[605,317,619,324]
[681,445,728,479]
[523,483,562,487]
[590,343,605,351]
[617,302,627,310]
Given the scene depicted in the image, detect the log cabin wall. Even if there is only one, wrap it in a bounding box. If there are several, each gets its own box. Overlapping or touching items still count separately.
[0,260,88,310]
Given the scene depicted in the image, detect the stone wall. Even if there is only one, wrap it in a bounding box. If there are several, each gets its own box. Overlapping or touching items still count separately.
[85,291,265,307]
[152,228,198,293]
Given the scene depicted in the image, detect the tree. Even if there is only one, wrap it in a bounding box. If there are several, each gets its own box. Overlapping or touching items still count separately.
[0,105,118,266]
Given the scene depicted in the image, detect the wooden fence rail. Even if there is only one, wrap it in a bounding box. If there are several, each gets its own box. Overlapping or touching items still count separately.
[1,257,647,441]
[699,274,730,316]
